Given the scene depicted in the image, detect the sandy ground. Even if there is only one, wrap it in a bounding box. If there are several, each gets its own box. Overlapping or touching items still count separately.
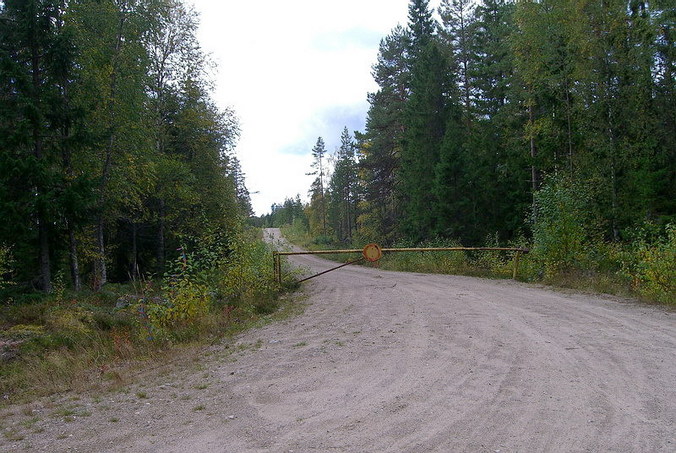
[1,227,674,452]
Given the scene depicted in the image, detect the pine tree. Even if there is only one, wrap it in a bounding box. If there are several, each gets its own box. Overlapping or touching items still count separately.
[307,137,328,236]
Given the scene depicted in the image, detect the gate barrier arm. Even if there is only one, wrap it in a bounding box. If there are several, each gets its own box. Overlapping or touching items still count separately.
[273,246,530,284]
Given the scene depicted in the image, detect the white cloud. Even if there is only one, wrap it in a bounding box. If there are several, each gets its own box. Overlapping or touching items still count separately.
[189,0,415,215]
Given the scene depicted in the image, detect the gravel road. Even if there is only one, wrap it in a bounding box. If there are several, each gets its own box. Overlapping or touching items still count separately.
[2,228,674,452]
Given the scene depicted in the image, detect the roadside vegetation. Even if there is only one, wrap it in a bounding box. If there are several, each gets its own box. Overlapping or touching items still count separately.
[272,193,675,307]
[0,228,294,403]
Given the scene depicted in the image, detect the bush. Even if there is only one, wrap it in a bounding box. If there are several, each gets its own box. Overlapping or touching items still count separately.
[134,228,281,340]
[0,244,14,289]
[379,238,472,275]
[623,224,676,304]
[531,176,601,277]
[147,280,211,332]
[217,233,278,313]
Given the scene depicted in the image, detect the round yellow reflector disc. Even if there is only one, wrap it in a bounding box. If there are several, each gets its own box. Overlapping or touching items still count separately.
[362,243,383,262]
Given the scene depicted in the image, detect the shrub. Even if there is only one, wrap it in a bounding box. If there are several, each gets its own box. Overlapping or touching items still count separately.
[217,233,277,313]
[624,224,676,304]
[0,244,14,289]
[147,280,211,332]
[138,229,280,339]
[531,176,602,278]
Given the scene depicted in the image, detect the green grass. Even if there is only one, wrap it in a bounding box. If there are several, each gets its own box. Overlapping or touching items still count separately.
[3,428,25,441]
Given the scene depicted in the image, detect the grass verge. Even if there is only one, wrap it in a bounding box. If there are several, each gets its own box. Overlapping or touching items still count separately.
[0,231,303,405]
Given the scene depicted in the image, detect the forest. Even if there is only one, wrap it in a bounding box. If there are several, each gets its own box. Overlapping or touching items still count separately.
[0,0,282,397]
[0,0,254,293]
[260,0,674,304]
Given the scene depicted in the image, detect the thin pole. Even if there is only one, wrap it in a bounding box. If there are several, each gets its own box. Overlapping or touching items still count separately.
[298,257,365,283]
[512,251,522,280]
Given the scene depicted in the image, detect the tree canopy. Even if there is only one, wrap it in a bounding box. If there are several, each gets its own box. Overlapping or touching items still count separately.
[0,0,249,292]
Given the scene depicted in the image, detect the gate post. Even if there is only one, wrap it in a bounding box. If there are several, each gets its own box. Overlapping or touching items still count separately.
[273,252,281,284]
[512,250,522,280]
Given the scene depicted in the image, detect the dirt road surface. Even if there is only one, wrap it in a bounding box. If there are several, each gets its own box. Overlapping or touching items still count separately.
[2,228,674,452]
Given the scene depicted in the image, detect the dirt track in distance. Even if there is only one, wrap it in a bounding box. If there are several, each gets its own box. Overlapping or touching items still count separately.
[1,227,674,452]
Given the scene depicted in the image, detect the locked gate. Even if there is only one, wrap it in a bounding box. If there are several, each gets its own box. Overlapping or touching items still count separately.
[273,244,529,284]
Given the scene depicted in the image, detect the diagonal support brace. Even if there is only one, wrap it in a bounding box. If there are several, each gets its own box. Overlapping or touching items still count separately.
[298,257,365,283]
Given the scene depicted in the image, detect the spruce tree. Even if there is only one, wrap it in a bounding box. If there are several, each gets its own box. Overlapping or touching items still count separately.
[0,0,79,291]
[438,0,476,128]
[399,0,457,241]
[359,25,409,242]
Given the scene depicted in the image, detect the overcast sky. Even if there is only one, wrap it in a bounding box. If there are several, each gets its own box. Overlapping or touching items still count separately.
[189,0,435,216]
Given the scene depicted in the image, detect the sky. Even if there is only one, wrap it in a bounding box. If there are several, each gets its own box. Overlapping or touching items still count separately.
[188,0,431,216]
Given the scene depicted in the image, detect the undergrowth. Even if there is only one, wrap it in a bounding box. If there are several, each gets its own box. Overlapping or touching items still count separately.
[0,229,297,403]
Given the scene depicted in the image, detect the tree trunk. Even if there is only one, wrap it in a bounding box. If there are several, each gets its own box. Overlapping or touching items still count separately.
[93,8,127,289]
[68,224,81,291]
[95,216,107,289]
[156,199,166,274]
[529,103,539,201]
[608,115,620,242]
[30,8,51,292]
[131,222,138,280]
[38,216,52,292]
[565,81,573,174]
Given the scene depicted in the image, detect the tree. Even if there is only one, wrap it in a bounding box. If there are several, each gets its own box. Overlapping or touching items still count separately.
[0,0,249,293]
[70,0,155,287]
[358,25,410,242]
[0,0,81,291]
[652,0,676,222]
[264,196,307,228]
[399,0,457,241]
[399,41,455,240]
[328,127,359,242]
[407,0,436,55]
[307,137,328,236]
[466,0,529,242]
[299,0,674,252]
[438,0,476,128]
[143,0,207,274]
